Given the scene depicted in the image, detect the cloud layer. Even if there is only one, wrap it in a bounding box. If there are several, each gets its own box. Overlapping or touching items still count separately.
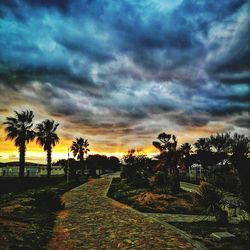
[0,0,249,160]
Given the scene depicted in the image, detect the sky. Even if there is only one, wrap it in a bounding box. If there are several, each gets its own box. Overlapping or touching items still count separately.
[0,0,249,163]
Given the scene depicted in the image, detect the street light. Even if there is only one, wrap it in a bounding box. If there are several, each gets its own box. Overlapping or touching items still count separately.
[67,147,70,183]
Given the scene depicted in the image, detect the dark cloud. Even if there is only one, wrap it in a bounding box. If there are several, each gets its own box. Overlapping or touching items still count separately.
[169,113,210,127]
[25,0,71,13]
[234,116,250,128]
[0,0,249,148]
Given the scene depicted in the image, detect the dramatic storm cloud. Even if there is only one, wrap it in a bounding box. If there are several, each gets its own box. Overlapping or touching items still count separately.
[0,0,249,162]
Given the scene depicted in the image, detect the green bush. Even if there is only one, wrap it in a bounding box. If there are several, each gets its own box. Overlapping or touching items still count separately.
[151,171,181,194]
[131,173,149,188]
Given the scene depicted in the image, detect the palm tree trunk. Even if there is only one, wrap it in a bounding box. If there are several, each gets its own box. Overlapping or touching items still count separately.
[173,165,180,194]
[47,146,52,178]
[85,152,88,172]
[236,158,250,204]
[80,153,84,175]
[19,143,26,178]
[83,152,85,172]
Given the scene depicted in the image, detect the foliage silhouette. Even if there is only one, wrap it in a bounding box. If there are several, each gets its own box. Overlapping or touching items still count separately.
[71,138,90,174]
[4,110,35,178]
[122,149,153,188]
[153,133,180,194]
[230,133,250,204]
[36,119,60,178]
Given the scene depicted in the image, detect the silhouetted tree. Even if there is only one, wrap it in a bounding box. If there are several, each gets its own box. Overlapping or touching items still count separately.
[194,138,211,152]
[153,133,180,194]
[179,143,193,172]
[56,158,81,179]
[195,135,232,179]
[4,110,35,178]
[230,133,250,204]
[71,138,90,174]
[208,133,232,175]
[36,120,60,178]
[209,133,231,153]
[122,149,151,188]
[194,137,213,172]
[108,156,120,172]
[86,154,106,177]
[180,143,192,156]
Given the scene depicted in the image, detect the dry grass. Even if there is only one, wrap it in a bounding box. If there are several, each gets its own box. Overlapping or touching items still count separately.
[132,192,193,213]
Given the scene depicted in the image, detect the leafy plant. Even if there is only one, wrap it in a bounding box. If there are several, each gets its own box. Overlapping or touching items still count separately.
[193,182,228,223]
[153,133,181,194]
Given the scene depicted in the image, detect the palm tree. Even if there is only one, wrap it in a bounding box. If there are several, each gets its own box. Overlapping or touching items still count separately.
[194,137,212,180]
[209,133,232,175]
[36,120,60,178]
[4,110,35,178]
[230,133,249,158]
[194,138,211,152]
[230,133,250,203]
[179,143,193,174]
[71,138,90,174]
[180,143,192,157]
[153,133,180,194]
[209,133,231,153]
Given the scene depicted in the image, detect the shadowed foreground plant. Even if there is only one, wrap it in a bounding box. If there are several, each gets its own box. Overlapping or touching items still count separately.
[32,190,65,211]
[193,182,228,223]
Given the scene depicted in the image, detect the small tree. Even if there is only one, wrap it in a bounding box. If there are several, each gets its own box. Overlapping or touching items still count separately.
[122,149,150,188]
[108,156,120,172]
[153,133,180,194]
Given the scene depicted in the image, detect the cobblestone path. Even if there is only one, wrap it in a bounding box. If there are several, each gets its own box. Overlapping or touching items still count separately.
[48,177,196,250]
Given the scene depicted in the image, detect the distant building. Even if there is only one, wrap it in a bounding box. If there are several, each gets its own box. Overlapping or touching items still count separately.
[0,165,64,177]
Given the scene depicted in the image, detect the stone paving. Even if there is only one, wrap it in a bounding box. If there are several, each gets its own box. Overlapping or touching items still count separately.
[48,177,196,250]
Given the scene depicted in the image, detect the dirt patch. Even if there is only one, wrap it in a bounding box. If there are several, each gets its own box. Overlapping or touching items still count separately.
[1,203,22,213]
[133,192,176,204]
[0,218,29,228]
[132,192,193,213]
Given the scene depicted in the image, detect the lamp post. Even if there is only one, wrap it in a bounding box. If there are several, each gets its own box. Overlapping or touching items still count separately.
[67,147,70,183]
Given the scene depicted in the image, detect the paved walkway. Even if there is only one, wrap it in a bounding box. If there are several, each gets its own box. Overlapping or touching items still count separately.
[48,177,196,250]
